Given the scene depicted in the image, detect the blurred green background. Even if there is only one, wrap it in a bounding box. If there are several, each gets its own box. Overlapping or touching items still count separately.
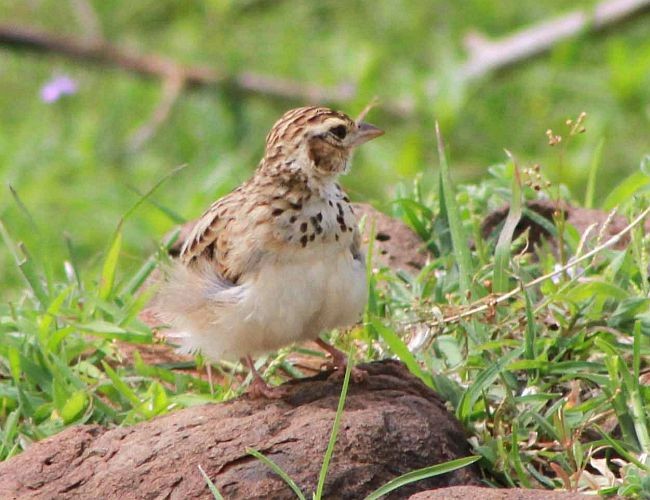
[1,0,649,299]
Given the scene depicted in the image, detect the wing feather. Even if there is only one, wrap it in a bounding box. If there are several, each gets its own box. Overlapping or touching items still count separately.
[178,183,281,283]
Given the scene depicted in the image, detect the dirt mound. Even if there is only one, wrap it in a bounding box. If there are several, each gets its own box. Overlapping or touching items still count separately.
[0,360,479,499]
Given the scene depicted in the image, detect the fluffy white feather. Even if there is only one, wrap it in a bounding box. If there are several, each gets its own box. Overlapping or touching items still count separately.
[156,243,366,361]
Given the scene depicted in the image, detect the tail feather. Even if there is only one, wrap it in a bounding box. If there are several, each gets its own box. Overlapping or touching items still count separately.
[154,260,244,358]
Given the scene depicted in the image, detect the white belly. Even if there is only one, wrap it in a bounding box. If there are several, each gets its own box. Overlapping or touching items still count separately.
[178,245,367,361]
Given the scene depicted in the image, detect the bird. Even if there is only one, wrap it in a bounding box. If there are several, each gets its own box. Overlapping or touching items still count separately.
[156,106,383,397]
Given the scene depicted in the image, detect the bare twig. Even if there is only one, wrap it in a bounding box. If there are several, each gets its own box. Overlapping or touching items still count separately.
[68,0,103,41]
[1,0,648,116]
[128,73,185,151]
[433,206,650,327]
[0,23,355,104]
[458,0,650,81]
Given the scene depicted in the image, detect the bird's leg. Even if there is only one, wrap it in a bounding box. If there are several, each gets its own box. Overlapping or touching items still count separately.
[315,338,367,382]
[206,362,214,396]
[315,338,348,367]
[242,355,287,399]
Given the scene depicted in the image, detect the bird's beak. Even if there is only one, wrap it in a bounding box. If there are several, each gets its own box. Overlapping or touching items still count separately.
[350,121,384,147]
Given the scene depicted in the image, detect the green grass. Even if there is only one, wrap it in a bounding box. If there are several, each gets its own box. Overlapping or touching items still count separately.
[372,144,650,496]
[2,120,649,496]
[1,1,650,497]
[2,0,650,298]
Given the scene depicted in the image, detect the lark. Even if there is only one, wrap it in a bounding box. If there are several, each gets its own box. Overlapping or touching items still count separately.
[156,106,383,397]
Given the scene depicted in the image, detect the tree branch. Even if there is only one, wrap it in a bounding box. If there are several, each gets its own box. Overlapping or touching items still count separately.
[458,0,650,81]
[128,73,184,151]
[1,0,647,115]
[67,0,103,41]
[0,23,355,104]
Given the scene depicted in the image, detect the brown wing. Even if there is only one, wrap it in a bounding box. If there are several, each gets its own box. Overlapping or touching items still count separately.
[180,207,218,262]
[350,225,364,263]
[179,183,290,283]
[179,167,312,282]
[179,189,248,283]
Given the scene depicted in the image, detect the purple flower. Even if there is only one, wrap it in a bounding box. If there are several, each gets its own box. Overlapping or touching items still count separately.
[40,75,78,103]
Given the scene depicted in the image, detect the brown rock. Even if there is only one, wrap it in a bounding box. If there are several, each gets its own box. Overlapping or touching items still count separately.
[0,360,479,500]
[481,200,650,251]
[410,485,592,499]
[354,202,431,272]
[481,200,559,249]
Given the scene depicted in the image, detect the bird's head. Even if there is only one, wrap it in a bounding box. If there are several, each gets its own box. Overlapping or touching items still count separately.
[263,106,383,177]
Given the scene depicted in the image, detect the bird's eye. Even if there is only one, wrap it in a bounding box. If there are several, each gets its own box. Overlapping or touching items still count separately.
[329,125,347,140]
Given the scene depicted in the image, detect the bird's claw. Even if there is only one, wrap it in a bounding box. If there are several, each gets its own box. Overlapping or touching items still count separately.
[246,376,288,399]
[321,362,367,383]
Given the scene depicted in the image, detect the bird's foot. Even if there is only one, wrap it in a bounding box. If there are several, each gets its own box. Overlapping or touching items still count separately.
[326,364,368,383]
[242,355,288,399]
[315,338,367,383]
[246,376,288,399]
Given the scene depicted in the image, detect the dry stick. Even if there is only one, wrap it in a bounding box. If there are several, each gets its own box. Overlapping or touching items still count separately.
[68,0,103,41]
[0,24,355,104]
[0,23,353,148]
[128,73,185,151]
[457,0,650,82]
[1,0,646,147]
[1,0,648,111]
[432,206,650,327]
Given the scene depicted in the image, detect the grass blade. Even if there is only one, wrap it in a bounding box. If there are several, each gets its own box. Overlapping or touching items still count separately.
[584,139,604,209]
[118,227,181,298]
[595,428,650,471]
[435,122,474,296]
[523,286,537,361]
[493,155,522,293]
[315,347,353,499]
[393,198,432,241]
[0,221,50,307]
[118,164,188,226]
[0,409,20,460]
[100,361,142,409]
[365,455,481,500]
[101,164,188,301]
[17,242,50,308]
[8,185,38,232]
[602,171,650,211]
[247,448,306,500]
[98,230,122,301]
[9,186,55,290]
[457,347,524,422]
[125,184,186,224]
[370,319,433,388]
[75,320,152,343]
[63,232,83,289]
[198,464,225,500]
[624,322,650,454]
